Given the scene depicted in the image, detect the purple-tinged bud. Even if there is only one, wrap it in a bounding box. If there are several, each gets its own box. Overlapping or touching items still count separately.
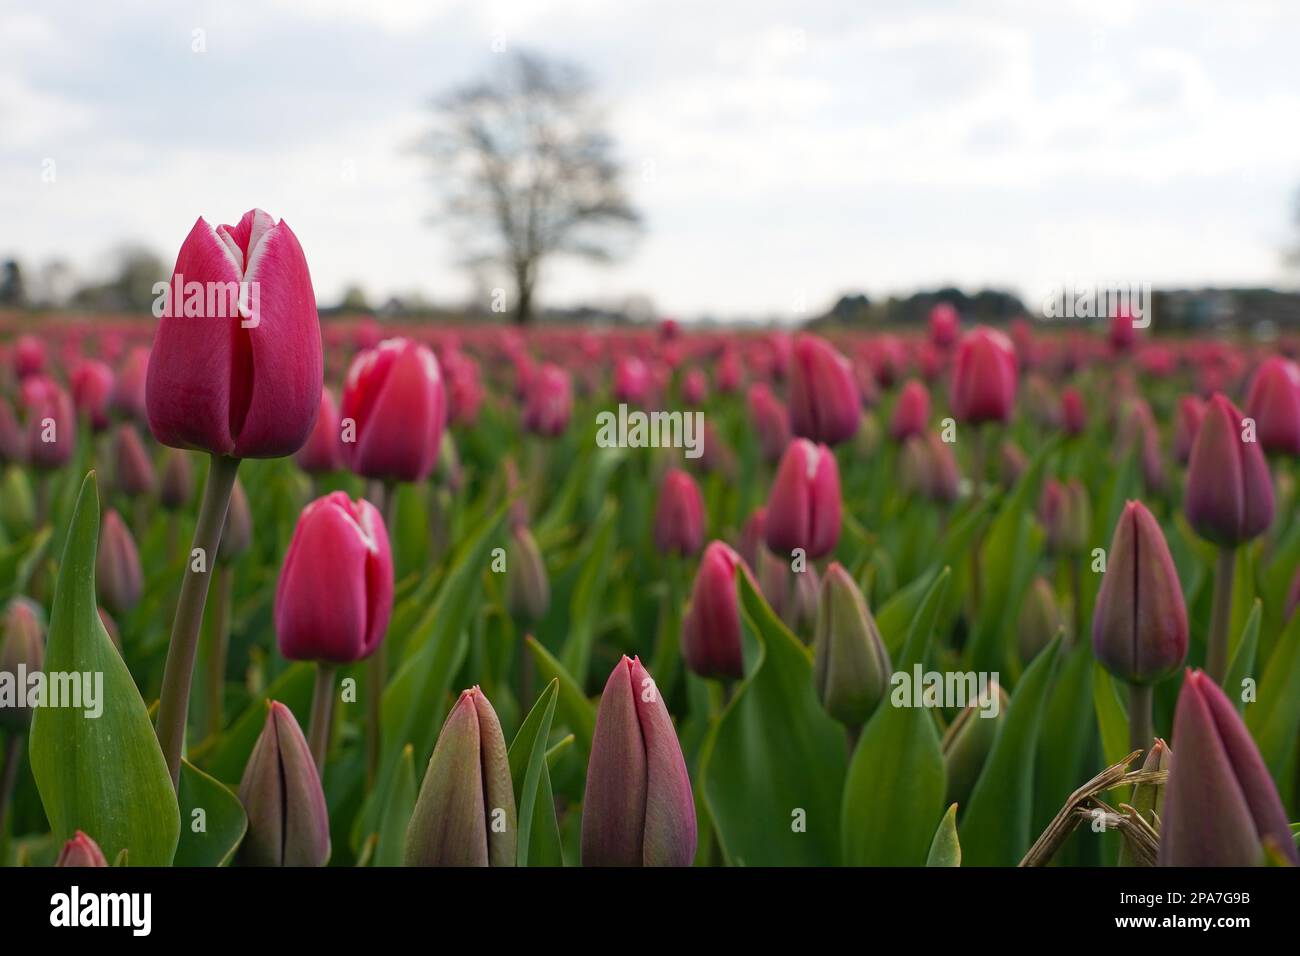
[238,701,331,866]
[1017,576,1063,662]
[95,509,142,617]
[159,448,194,510]
[789,334,861,445]
[1245,357,1300,455]
[746,383,791,463]
[0,597,45,731]
[406,687,516,866]
[218,478,253,562]
[654,468,705,557]
[1173,394,1205,466]
[1060,387,1086,436]
[112,423,155,498]
[506,523,550,621]
[682,541,744,680]
[582,656,696,866]
[1184,393,1274,547]
[98,606,121,651]
[764,438,841,560]
[1039,477,1090,556]
[295,387,344,473]
[889,379,930,442]
[813,563,890,727]
[738,507,766,571]
[1159,671,1299,866]
[942,681,1009,810]
[1092,501,1188,685]
[56,831,108,868]
[901,433,960,505]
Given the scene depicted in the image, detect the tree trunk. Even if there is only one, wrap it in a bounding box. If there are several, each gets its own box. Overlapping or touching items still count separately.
[513,268,534,325]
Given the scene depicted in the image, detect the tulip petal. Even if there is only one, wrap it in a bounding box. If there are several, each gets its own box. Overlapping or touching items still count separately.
[581,658,648,865]
[406,692,490,866]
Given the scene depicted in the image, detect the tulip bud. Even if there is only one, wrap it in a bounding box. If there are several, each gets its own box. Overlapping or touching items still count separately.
[582,656,696,866]
[941,681,1009,810]
[218,478,253,562]
[159,448,194,510]
[55,831,108,868]
[341,337,446,482]
[681,368,707,405]
[738,506,766,571]
[95,509,143,617]
[1245,357,1300,456]
[764,438,841,560]
[276,492,393,664]
[746,382,791,463]
[929,302,960,349]
[110,346,149,424]
[406,687,516,866]
[1159,671,1298,866]
[98,606,121,651]
[71,360,114,433]
[889,379,930,442]
[1039,477,1090,556]
[295,387,343,474]
[523,363,573,437]
[112,423,155,498]
[1173,394,1205,465]
[146,209,323,458]
[789,334,861,445]
[24,377,75,470]
[506,523,550,621]
[238,701,331,866]
[813,563,890,727]
[654,468,705,557]
[682,541,745,680]
[0,597,45,731]
[950,327,1017,425]
[1184,394,1274,546]
[1060,387,1086,436]
[1109,309,1136,353]
[999,440,1027,487]
[1092,501,1188,684]
[14,335,46,379]
[1017,576,1062,662]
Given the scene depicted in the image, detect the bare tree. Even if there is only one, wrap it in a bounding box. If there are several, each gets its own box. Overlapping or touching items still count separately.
[417,50,641,324]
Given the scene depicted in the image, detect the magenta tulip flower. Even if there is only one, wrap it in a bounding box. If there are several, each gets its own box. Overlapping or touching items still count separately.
[146,209,323,459]
[1245,357,1300,456]
[764,438,841,560]
[890,379,930,442]
[746,382,791,463]
[950,326,1017,424]
[654,468,705,557]
[682,541,745,680]
[1159,671,1299,866]
[275,493,394,664]
[789,334,860,445]
[71,359,114,432]
[522,362,573,437]
[1184,393,1273,547]
[341,338,446,482]
[55,831,108,868]
[582,656,696,866]
[294,387,343,474]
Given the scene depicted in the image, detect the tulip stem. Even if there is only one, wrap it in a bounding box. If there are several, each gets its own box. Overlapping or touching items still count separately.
[308,663,337,772]
[1207,547,1236,685]
[155,453,240,790]
[203,564,233,740]
[364,479,396,790]
[0,733,20,836]
[1128,682,1153,754]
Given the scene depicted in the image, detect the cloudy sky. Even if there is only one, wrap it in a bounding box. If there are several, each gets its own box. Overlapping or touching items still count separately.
[3,0,1300,320]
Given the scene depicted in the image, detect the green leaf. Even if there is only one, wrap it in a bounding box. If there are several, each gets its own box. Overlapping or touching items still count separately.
[1092,663,1131,769]
[841,569,950,865]
[1032,639,1096,834]
[1246,608,1300,810]
[700,569,848,866]
[29,472,181,866]
[174,759,246,867]
[1225,599,1261,713]
[507,680,560,866]
[560,506,617,686]
[525,636,596,752]
[371,745,416,867]
[926,803,961,867]
[960,637,1061,866]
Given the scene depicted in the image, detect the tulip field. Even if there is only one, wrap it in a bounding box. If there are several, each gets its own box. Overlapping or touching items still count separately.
[2,211,1300,871]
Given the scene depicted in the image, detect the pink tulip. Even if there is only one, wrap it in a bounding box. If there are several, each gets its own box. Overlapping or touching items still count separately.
[746,383,791,463]
[1184,394,1274,546]
[1173,394,1205,465]
[654,468,705,556]
[522,363,573,437]
[275,493,394,664]
[341,338,446,482]
[682,541,745,680]
[110,346,150,423]
[929,303,960,349]
[582,656,696,866]
[950,327,1018,424]
[1245,357,1300,455]
[613,356,650,405]
[112,423,156,497]
[789,334,860,445]
[96,509,143,617]
[22,377,75,469]
[889,379,930,442]
[764,438,841,560]
[71,359,115,432]
[146,209,323,458]
[1060,387,1086,436]
[55,831,108,868]
[295,388,343,474]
